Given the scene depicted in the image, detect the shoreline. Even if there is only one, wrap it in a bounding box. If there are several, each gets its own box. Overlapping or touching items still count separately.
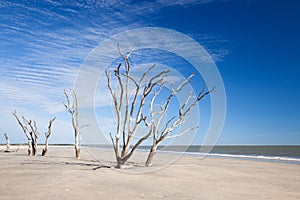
[2,144,300,165]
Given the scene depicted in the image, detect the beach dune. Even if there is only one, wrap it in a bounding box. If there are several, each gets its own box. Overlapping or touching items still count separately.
[0,146,299,200]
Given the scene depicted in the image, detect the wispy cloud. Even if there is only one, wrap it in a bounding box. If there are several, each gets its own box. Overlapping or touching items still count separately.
[0,0,225,143]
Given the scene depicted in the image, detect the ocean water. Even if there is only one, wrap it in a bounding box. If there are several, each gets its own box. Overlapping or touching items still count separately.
[137,145,300,164]
[83,144,300,164]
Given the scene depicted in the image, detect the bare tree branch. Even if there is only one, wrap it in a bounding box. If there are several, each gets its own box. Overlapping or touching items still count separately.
[63,89,73,113]
[145,74,214,166]
[117,43,135,60]
[165,126,199,139]
[105,70,119,111]
[12,111,33,156]
[12,111,30,140]
[127,64,157,135]
[122,73,138,88]
[79,124,89,131]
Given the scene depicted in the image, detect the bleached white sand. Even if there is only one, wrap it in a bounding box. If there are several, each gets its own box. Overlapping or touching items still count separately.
[0,145,299,200]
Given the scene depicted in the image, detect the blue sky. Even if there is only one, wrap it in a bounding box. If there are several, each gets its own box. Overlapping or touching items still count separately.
[0,0,299,145]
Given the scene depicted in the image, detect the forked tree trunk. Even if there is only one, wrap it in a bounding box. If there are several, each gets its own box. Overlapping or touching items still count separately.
[145,144,158,166]
[116,158,125,169]
[12,111,41,156]
[64,89,82,159]
[12,111,33,156]
[105,46,167,168]
[116,156,132,169]
[42,117,56,156]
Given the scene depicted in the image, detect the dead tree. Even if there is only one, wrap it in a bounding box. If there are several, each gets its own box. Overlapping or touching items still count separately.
[64,89,81,159]
[4,133,10,152]
[105,46,169,168]
[145,74,215,166]
[42,117,56,156]
[12,111,33,155]
[23,117,39,156]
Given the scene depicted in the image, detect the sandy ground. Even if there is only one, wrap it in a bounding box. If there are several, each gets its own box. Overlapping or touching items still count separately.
[0,145,300,200]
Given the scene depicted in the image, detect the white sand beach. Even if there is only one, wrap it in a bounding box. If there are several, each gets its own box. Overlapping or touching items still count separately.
[0,146,299,200]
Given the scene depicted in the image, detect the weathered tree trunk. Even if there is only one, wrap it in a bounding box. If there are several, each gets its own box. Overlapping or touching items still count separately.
[4,133,10,152]
[30,132,37,156]
[145,144,158,166]
[75,132,80,159]
[64,89,83,159]
[116,158,126,169]
[32,146,37,156]
[27,140,33,156]
[42,148,47,156]
[75,147,80,159]
[42,117,56,156]
[32,139,37,156]
[42,137,49,156]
